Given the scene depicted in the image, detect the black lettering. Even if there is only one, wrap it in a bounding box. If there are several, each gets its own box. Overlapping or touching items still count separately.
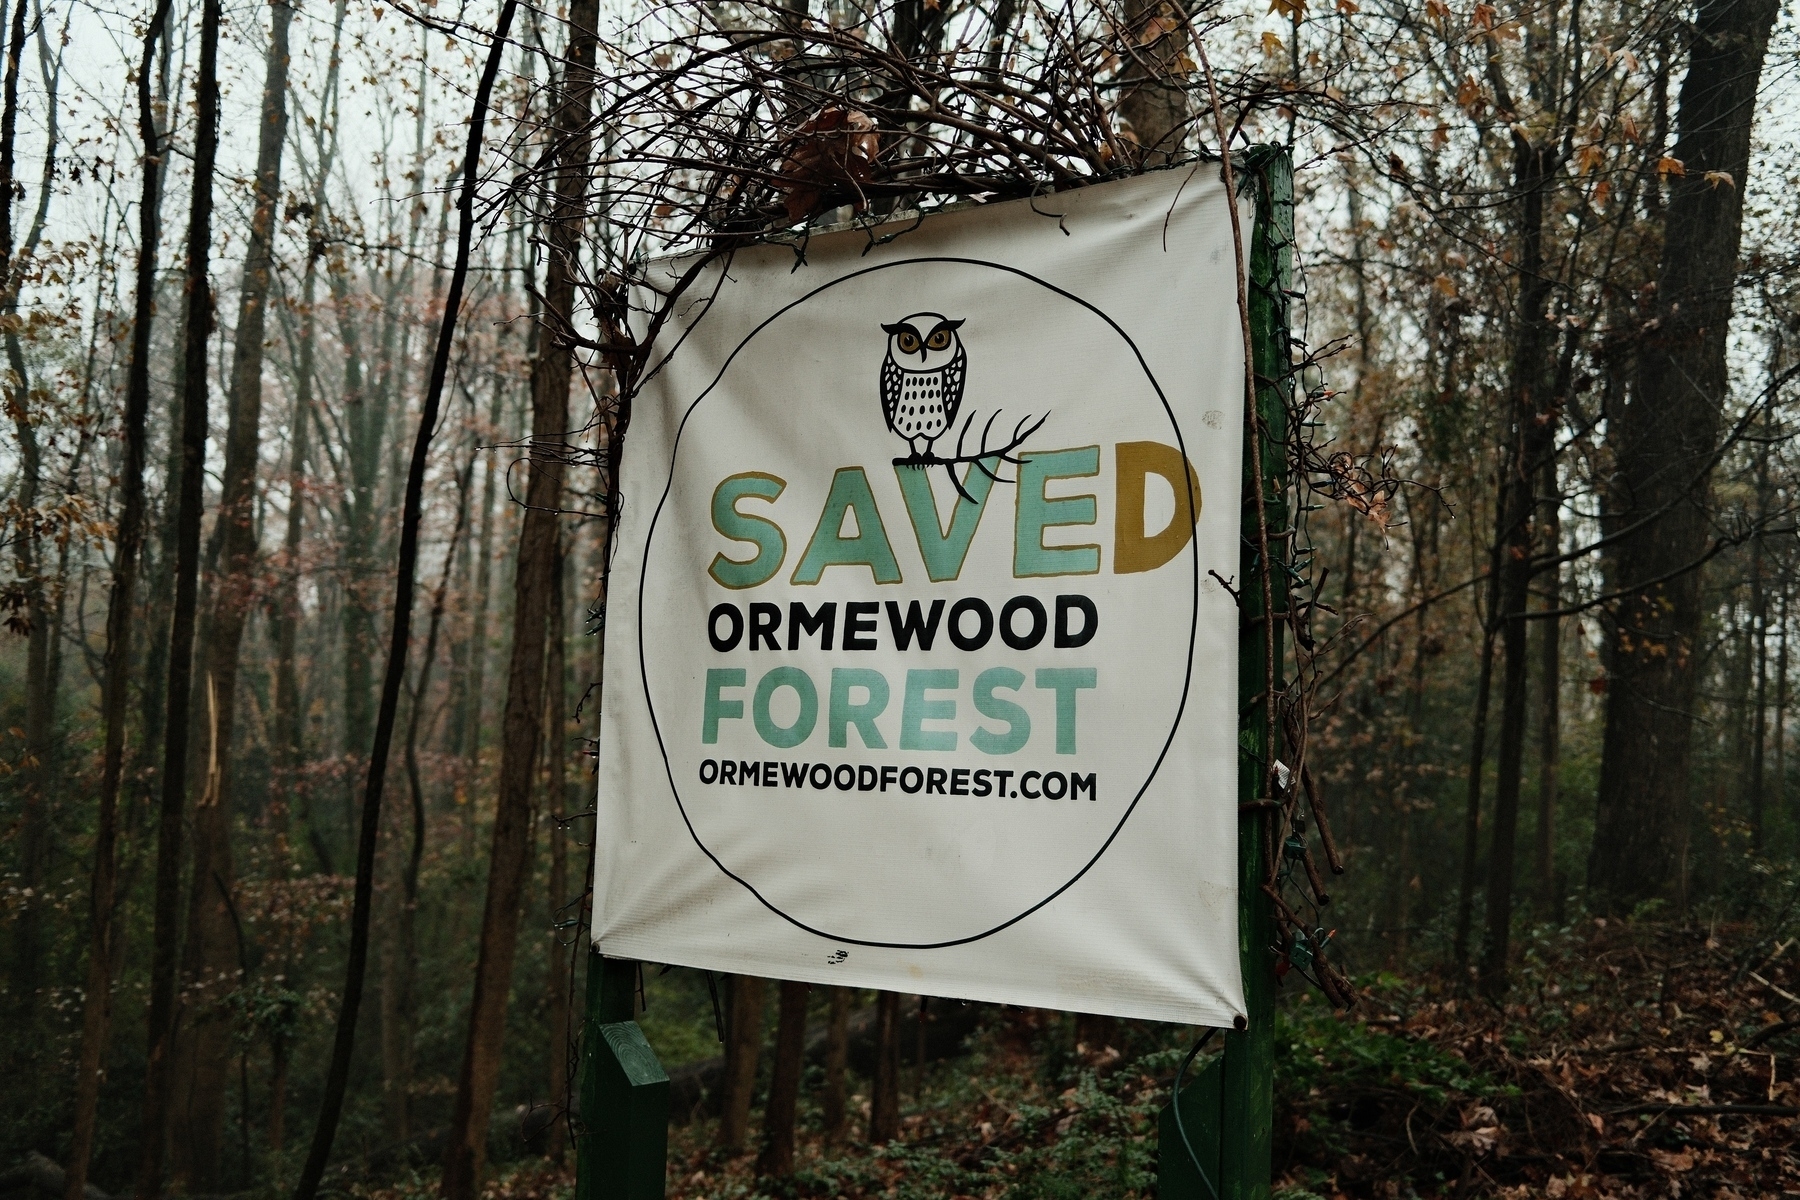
[885,599,946,651]
[950,768,970,796]
[1019,770,1041,798]
[1071,772,1098,801]
[788,601,837,650]
[1042,770,1067,799]
[844,601,879,650]
[763,761,778,787]
[858,765,878,791]
[972,768,992,797]
[782,761,809,787]
[1000,596,1048,650]
[947,598,993,651]
[708,603,744,652]
[926,767,948,794]
[881,765,898,792]
[738,760,760,785]
[834,764,856,790]
[1054,595,1098,648]
[993,769,1014,797]
[699,758,719,784]
[749,602,782,651]
[900,766,924,793]
[809,763,832,789]
[720,760,738,784]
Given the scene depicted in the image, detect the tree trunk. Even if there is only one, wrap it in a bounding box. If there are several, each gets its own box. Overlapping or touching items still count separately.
[1590,0,1779,910]
[135,0,222,1186]
[1534,458,1561,915]
[758,980,809,1177]
[544,536,570,1163]
[717,975,767,1153]
[821,986,850,1145]
[1479,129,1558,1000]
[868,990,902,1144]
[167,3,292,1181]
[63,3,175,1194]
[440,1,595,1190]
[1117,0,1190,164]
[1,0,50,1023]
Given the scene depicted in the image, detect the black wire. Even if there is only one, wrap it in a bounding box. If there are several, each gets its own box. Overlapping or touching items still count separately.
[1170,1027,1222,1200]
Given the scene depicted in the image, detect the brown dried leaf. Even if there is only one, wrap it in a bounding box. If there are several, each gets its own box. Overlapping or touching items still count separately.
[778,107,880,222]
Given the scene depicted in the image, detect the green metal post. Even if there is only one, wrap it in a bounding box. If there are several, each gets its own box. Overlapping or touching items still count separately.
[575,953,669,1200]
[1159,145,1292,1200]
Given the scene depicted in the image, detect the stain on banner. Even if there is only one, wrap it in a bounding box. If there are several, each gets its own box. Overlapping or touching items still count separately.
[594,170,1249,1026]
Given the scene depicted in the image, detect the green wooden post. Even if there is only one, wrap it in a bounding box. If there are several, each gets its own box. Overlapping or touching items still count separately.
[1159,145,1292,1200]
[575,953,669,1200]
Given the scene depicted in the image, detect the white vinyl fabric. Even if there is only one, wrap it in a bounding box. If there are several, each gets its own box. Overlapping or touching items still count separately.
[593,169,1249,1026]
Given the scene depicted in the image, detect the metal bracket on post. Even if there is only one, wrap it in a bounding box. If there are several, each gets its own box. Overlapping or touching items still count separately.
[575,953,669,1200]
[1158,144,1292,1200]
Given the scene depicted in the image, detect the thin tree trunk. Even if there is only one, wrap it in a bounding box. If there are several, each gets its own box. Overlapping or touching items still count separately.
[1589,0,1780,910]
[1776,594,1790,827]
[718,975,767,1153]
[821,986,850,1146]
[1535,459,1562,916]
[168,2,292,1180]
[544,535,570,1163]
[759,980,809,1177]
[1,0,50,1020]
[1453,617,1498,971]
[869,991,902,1144]
[440,0,595,1187]
[64,2,175,1193]
[290,8,519,1195]
[135,0,223,1185]
[1480,123,1559,999]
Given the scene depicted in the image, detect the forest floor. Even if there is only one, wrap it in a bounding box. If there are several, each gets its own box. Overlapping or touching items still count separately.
[364,917,1800,1200]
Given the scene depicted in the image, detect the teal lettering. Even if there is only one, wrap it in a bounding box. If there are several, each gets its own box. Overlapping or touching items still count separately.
[1035,667,1097,754]
[970,666,1030,755]
[829,668,890,749]
[895,456,999,581]
[1014,447,1101,577]
[900,669,958,751]
[791,467,903,584]
[708,473,787,588]
[753,666,818,748]
[703,668,746,743]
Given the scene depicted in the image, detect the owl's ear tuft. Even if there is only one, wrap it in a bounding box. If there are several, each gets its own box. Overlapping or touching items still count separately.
[930,318,967,335]
[880,322,909,335]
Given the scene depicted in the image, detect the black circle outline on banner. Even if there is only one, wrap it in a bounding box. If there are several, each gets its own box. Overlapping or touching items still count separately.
[637,255,1204,949]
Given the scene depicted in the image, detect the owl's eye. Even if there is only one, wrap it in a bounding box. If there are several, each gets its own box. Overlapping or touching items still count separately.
[897,333,920,353]
[926,329,951,350]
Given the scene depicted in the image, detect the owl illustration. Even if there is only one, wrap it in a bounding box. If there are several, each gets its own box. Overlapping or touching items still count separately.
[880,312,967,462]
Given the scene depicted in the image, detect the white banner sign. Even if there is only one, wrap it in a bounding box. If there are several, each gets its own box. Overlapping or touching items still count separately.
[594,170,1249,1026]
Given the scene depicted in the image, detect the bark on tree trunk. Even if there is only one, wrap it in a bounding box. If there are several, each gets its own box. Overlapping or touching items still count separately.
[718,974,767,1153]
[63,3,175,1193]
[1590,0,1779,910]
[869,990,903,1144]
[440,1,595,1190]
[758,980,810,1177]
[544,534,570,1164]
[821,986,850,1145]
[1,0,50,1023]
[135,0,222,1186]
[1534,458,1561,915]
[1479,128,1558,1000]
[1117,0,1190,165]
[168,3,292,1180]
